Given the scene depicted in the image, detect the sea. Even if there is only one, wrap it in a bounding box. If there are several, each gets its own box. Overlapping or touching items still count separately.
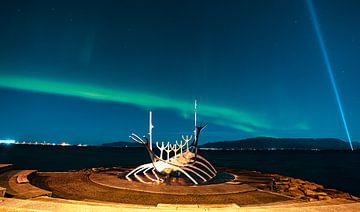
[1,144,359,196]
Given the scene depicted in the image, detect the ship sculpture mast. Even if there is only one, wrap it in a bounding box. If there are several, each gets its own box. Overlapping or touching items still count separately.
[149,111,153,150]
[194,99,197,139]
[125,100,217,185]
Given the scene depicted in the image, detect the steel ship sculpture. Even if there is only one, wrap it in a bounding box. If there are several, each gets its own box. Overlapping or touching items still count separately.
[126,100,217,185]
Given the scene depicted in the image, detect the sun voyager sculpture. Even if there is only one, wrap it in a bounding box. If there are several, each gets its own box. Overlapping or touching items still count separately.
[126,100,217,185]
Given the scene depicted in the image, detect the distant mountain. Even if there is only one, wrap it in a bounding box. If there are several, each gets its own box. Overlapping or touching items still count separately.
[103,137,359,150]
[102,141,140,148]
[200,137,359,150]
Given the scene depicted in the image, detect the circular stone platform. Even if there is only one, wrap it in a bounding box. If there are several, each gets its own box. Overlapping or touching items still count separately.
[89,171,254,195]
[28,167,360,206]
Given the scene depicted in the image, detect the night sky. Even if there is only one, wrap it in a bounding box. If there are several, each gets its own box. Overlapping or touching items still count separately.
[0,0,360,145]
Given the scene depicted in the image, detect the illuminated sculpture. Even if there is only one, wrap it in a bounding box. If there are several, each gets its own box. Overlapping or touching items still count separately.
[126,101,217,185]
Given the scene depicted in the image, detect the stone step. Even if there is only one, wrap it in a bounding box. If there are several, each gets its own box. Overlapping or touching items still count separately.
[16,170,37,184]
[0,170,52,199]
[1,197,360,211]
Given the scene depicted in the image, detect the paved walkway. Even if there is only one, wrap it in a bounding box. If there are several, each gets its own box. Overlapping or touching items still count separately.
[1,197,360,211]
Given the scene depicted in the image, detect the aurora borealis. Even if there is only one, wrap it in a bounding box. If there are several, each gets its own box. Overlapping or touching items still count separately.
[0,75,270,132]
[1,0,360,145]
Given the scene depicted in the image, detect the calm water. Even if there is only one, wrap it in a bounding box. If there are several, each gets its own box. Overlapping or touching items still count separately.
[1,145,359,196]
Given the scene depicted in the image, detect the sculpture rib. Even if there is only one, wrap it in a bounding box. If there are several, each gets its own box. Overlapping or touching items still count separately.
[194,161,216,176]
[182,167,207,182]
[196,155,217,173]
[126,165,145,181]
[176,168,199,185]
[151,168,162,182]
[143,167,157,182]
[134,166,150,184]
[186,164,212,179]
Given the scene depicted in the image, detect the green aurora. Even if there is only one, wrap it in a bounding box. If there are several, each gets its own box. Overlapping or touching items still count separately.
[0,75,275,132]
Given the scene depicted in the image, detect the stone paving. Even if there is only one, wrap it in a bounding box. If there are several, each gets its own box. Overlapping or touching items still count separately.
[31,171,292,205]
[1,164,360,211]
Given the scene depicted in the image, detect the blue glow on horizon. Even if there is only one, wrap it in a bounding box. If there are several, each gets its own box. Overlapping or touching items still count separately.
[306,0,353,150]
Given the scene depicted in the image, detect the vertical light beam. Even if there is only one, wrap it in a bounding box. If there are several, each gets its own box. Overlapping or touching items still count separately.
[306,0,353,150]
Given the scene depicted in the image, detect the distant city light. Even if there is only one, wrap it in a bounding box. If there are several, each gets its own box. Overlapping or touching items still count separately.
[0,139,86,147]
[60,142,70,146]
[0,139,16,144]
